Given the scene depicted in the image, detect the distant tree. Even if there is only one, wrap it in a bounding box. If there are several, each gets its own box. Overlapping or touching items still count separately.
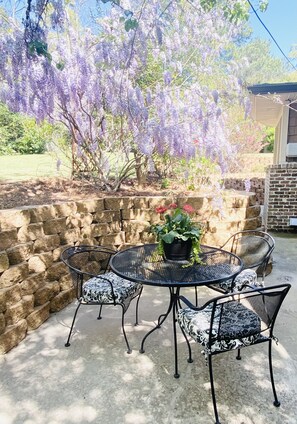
[0,103,49,154]
[0,103,24,154]
[231,38,286,85]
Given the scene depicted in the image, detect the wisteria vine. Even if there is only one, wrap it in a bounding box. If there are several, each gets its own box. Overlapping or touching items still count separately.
[0,0,258,189]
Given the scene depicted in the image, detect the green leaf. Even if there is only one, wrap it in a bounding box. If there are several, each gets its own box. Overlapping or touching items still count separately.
[56,61,65,71]
[162,231,179,243]
[125,18,138,32]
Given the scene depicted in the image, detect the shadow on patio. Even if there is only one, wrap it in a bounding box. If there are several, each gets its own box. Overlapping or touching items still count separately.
[1,233,296,424]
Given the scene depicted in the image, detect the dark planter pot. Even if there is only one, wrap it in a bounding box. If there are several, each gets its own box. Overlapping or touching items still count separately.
[163,238,192,262]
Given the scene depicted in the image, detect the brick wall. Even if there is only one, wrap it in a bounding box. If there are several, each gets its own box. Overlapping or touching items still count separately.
[265,163,297,231]
[0,192,261,354]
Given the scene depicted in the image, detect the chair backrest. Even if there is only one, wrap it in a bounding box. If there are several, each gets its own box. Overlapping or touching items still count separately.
[61,245,117,298]
[221,230,275,273]
[208,284,290,344]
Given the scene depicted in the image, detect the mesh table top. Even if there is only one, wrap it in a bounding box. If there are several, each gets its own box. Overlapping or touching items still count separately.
[110,244,242,288]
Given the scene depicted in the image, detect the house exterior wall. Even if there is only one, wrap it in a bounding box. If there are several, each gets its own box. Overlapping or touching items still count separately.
[0,192,261,354]
[287,104,297,162]
[265,163,297,230]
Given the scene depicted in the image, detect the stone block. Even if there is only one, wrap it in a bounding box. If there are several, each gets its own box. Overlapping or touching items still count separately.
[0,289,6,313]
[54,202,77,217]
[123,220,150,232]
[140,232,156,244]
[223,193,252,208]
[147,197,174,208]
[20,272,45,295]
[109,222,121,233]
[245,205,261,219]
[46,262,68,281]
[81,223,110,240]
[99,232,125,246]
[0,209,30,230]
[202,231,226,247]
[28,252,53,273]
[59,274,73,291]
[33,235,60,254]
[76,238,97,246]
[0,251,9,273]
[94,210,121,223]
[76,199,104,213]
[66,213,93,229]
[26,303,50,331]
[133,197,149,208]
[17,223,45,242]
[0,262,29,289]
[1,285,22,308]
[0,319,27,354]
[6,242,34,265]
[241,217,262,230]
[0,229,18,251]
[122,209,152,221]
[104,197,134,210]
[43,218,67,235]
[5,295,34,326]
[29,205,56,223]
[52,245,71,262]
[50,288,75,312]
[0,313,5,335]
[59,228,80,245]
[34,281,60,306]
[176,197,208,212]
[208,219,241,235]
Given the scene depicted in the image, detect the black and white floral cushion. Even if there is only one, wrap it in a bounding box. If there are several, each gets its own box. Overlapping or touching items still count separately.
[178,301,262,356]
[82,272,142,307]
[218,269,262,292]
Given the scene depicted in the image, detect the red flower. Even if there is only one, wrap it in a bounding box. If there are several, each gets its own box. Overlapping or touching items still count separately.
[156,206,168,214]
[168,203,178,209]
[182,204,195,214]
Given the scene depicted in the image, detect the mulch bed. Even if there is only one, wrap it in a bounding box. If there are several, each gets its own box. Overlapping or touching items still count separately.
[0,177,179,210]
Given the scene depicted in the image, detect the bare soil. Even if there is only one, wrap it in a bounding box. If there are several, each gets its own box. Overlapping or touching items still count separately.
[0,177,177,210]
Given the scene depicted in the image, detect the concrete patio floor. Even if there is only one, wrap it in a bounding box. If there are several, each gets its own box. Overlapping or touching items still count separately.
[1,232,297,424]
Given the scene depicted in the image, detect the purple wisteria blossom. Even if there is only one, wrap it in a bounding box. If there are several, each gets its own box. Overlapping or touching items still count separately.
[0,0,250,190]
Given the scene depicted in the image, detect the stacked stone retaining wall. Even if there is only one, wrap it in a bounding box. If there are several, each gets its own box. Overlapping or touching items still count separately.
[223,177,265,205]
[0,192,261,354]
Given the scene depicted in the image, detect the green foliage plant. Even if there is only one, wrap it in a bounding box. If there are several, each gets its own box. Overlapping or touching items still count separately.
[150,203,203,265]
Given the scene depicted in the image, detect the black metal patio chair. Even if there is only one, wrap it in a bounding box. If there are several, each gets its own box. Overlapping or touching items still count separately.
[61,245,143,353]
[177,283,291,424]
[208,230,275,293]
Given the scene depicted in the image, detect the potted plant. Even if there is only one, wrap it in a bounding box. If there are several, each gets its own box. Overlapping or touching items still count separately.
[150,203,203,264]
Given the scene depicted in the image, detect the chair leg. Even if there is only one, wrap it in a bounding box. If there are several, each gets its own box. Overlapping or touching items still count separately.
[120,305,132,354]
[134,287,143,326]
[268,339,281,407]
[195,286,198,307]
[208,355,221,424]
[180,326,193,363]
[97,304,103,320]
[236,348,241,360]
[65,301,82,347]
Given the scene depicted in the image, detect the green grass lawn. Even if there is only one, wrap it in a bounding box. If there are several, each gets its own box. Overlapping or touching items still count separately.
[0,154,71,181]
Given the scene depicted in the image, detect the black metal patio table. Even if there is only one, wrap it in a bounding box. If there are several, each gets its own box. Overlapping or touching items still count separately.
[110,243,242,378]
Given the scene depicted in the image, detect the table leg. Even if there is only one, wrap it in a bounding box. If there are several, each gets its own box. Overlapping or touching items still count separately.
[140,287,181,379]
[172,288,180,378]
[139,287,174,354]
